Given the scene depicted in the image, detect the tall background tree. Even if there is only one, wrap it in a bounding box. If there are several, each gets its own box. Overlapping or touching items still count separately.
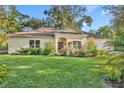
[0,5,30,34]
[43,5,93,30]
[1,5,93,32]
[96,25,112,38]
[104,5,124,32]
[0,33,8,49]
[23,17,45,30]
[0,6,8,49]
[103,5,124,51]
[0,5,30,49]
[0,5,8,33]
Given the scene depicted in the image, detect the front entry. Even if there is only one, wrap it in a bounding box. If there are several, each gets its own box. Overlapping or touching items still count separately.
[58,37,67,54]
[58,42,64,50]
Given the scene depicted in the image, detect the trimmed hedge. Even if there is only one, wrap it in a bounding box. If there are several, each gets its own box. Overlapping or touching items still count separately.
[17,48,43,55]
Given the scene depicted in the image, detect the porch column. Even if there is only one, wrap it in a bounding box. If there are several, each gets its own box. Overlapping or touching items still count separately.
[55,36,58,54]
[66,40,69,55]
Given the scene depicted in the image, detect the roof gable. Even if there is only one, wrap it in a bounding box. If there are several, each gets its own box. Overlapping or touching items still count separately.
[61,26,81,33]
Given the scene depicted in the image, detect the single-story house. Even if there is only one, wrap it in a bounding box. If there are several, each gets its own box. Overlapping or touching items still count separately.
[8,27,108,54]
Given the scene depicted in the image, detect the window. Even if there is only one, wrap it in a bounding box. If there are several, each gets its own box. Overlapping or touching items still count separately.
[35,40,40,48]
[29,40,40,48]
[29,40,35,48]
[73,41,81,49]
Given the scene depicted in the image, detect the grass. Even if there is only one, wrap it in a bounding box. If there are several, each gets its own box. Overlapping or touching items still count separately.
[0,55,110,88]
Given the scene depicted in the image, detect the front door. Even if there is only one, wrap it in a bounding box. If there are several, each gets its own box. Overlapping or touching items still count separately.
[58,42,64,50]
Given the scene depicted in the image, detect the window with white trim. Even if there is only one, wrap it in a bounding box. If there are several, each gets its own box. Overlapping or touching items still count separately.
[73,41,81,49]
[29,40,40,48]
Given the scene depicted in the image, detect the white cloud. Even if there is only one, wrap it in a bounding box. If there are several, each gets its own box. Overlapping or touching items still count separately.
[101,10,110,16]
[83,22,87,26]
[86,5,98,12]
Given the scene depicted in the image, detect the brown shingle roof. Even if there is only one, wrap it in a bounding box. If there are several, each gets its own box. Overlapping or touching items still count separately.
[8,27,82,37]
[8,27,99,38]
[8,28,58,37]
[15,28,58,34]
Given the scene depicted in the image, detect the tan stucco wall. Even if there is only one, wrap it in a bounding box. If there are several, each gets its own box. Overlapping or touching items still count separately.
[56,35,108,49]
[54,33,88,53]
[8,33,109,54]
[89,38,109,49]
[55,33,109,50]
[8,36,54,54]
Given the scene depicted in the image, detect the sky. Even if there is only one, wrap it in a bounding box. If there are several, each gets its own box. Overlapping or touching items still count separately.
[16,5,112,32]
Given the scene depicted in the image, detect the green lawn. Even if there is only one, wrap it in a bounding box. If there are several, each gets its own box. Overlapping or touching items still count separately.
[0,55,110,88]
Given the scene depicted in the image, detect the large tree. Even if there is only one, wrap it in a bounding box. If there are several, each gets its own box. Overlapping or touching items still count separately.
[103,5,124,50]
[7,5,22,33]
[23,17,44,30]
[43,5,93,30]
[103,5,124,32]
[0,5,30,34]
[0,32,8,49]
[0,5,30,49]
[96,25,112,38]
[0,5,9,33]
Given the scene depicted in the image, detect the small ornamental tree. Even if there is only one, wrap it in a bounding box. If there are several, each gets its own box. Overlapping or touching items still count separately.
[86,38,98,56]
[43,42,54,55]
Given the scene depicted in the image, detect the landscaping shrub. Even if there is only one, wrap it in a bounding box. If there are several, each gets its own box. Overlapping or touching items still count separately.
[105,54,124,82]
[69,49,73,56]
[59,48,67,56]
[90,48,99,57]
[18,42,54,55]
[43,42,54,55]
[99,49,108,55]
[18,48,43,55]
[87,38,96,50]
[86,38,99,57]
[18,48,30,55]
[0,65,8,84]
[78,47,86,57]
[29,48,43,55]
[71,39,107,57]
[105,65,121,82]
[73,50,79,56]
[84,39,108,57]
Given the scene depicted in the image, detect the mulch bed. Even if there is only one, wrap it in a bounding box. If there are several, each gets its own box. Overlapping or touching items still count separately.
[104,77,123,88]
